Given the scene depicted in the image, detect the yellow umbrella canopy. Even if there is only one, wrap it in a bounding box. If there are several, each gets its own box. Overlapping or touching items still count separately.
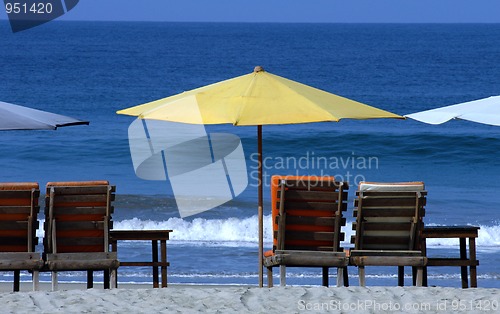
[118,66,400,124]
[117,66,403,287]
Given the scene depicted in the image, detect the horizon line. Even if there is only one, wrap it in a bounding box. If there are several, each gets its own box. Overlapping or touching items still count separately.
[2,19,500,24]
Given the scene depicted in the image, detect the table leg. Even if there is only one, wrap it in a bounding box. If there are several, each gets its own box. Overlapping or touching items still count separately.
[469,237,477,288]
[459,238,468,288]
[161,240,167,287]
[152,240,159,288]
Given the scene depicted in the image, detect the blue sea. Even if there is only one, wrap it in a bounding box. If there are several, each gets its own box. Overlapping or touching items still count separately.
[0,22,499,288]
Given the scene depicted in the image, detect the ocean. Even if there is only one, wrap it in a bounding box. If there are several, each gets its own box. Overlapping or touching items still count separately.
[0,22,499,288]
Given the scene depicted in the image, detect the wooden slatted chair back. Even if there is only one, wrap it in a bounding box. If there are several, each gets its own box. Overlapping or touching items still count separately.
[352,182,426,251]
[271,176,348,253]
[44,181,115,254]
[0,183,39,253]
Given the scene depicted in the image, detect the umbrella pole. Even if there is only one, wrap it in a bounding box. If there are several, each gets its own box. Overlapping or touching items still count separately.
[258,125,264,287]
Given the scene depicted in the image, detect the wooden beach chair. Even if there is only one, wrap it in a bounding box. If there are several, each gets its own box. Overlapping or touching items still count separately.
[263,176,349,287]
[350,181,427,286]
[0,182,44,291]
[43,181,119,290]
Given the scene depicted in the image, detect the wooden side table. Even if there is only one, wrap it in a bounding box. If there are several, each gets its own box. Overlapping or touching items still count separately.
[421,226,479,288]
[110,230,172,288]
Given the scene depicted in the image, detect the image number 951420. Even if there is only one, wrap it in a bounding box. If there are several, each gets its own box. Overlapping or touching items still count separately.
[3,0,80,33]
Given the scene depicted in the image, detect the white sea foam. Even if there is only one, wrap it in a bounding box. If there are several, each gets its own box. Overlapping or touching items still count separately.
[114,215,274,247]
[111,216,500,250]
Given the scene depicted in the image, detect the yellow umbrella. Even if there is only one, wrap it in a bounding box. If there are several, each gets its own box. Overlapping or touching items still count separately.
[117,66,403,287]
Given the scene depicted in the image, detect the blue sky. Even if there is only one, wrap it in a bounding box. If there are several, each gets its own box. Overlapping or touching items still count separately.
[2,0,500,23]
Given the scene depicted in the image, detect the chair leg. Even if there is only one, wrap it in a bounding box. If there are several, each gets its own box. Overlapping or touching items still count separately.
[322,267,329,287]
[279,265,286,286]
[412,266,417,286]
[110,269,117,289]
[87,271,94,289]
[32,270,39,291]
[114,268,118,288]
[398,266,404,286]
[416,267,423,287]
[343,267,349,287]
[104,269,110,289]
[358,266,366,287]
[267,267,274,288]
[423,266,428,287]
[336,268,343,287]
[14,270,20,292]
[52,272,58,291]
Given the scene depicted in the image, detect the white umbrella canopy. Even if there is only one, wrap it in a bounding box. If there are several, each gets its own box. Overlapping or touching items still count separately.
[0,100,89,130]
[405,96,500,126]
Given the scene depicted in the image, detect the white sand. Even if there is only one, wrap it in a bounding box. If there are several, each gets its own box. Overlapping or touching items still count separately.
[0,285,498,313]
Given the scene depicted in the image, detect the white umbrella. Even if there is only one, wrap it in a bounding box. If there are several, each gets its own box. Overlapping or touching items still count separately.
[405,96,500,126]
[0,100,88,130]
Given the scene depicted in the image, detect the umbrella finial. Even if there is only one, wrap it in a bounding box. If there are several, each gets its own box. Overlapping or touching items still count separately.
[254,66,265,73]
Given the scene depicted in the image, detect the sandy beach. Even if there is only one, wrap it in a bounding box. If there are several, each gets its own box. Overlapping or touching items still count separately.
[0,284,498,313]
